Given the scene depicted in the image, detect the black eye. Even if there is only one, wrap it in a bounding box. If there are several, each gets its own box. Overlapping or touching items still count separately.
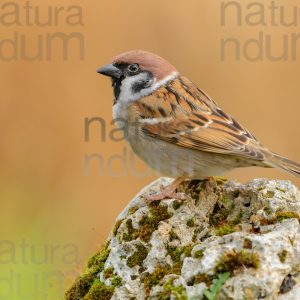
[128,64,140,74]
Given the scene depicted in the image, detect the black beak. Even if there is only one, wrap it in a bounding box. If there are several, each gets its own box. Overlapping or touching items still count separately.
[97,64,122,79]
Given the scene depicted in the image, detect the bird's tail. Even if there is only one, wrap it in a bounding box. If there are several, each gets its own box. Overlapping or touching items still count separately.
[266,152,300,178]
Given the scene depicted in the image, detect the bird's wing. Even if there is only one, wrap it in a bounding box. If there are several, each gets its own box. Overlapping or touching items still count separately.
[132,76,267,161]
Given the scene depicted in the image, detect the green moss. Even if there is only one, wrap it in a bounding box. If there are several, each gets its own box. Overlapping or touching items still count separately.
[209,200,233,227]
[103,267,114,279]
[167,244,193,262]
[142,244,193,294]
[263,207,272,215]
[138,219,154,242]
[166,244,193,275]
[211,195,243,236]
[173,200,183,210]
[192,228,202,242]
[215,250,260,274]
[211,203,243,236]
[167,246,183,263]
[187,218,195,227]
[87,246,110,271]
[264,191,275,198]
[243,238,253,249]
[65,245,111,300]
[167,246,184,275]
[194,249,204,259]
[157,278,188,300]
[148,202,173,224]
[138,202,173,242]
[120,203,173,243]
[183,244,193,257]
[214,177,228,186]
[83,279,114,300]
[231,210,243,225]
[122,219,138,242]
[194,273,214,286]
[138,224,153,242]
[258,211,300,227]
[113,219,124,236]
[169,229,179,241]
[215,224,236,236]
[276,187,287,193]
[65,272,95,300]
[278,250,288,263]
[219,195,230,204]
[276,211,300,222]
[111,276,122,287]
[127,243,148,268]
[128,206,139,215]
[103,267,122,287]
[171,262,183,275]
[143,265,171,292]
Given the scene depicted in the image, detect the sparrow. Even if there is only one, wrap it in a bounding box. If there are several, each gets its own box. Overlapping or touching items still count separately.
[97,50,300,201]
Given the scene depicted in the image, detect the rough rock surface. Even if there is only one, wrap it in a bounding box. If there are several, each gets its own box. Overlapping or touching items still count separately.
[65,177,300,300]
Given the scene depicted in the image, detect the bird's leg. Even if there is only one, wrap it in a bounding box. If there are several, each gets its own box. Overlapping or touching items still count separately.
[145,177,187,202]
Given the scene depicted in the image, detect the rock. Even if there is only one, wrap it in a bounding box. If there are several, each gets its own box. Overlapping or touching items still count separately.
[65,177,300,300]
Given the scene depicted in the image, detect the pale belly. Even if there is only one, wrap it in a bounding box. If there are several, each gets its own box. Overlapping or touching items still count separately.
[127,128,254,179]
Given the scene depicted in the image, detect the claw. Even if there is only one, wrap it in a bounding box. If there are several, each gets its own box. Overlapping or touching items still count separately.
[144,176,187,202]
[145,191,187,202]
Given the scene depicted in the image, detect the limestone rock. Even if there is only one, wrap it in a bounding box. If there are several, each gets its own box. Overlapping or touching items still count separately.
[65,177,300,300]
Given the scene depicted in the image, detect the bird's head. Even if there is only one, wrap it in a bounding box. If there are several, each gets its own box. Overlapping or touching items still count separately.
[97,50,178,103]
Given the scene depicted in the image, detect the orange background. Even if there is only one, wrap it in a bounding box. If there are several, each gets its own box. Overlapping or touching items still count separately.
[1,0,300,298]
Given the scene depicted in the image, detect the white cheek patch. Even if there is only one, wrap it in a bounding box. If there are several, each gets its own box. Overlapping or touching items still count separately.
[118,71,179,105]
[113,71,179,122]
[118,73,153,105]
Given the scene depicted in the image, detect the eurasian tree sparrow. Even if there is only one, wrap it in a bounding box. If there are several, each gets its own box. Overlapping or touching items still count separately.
[97,50,300,201]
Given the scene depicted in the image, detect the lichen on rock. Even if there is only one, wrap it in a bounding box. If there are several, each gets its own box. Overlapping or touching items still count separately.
[65,177,300,299]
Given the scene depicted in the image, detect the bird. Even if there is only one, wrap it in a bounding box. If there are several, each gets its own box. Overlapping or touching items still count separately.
[97,50,300,201]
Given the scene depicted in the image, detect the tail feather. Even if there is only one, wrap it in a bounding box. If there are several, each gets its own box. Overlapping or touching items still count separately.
[267,153,300,178]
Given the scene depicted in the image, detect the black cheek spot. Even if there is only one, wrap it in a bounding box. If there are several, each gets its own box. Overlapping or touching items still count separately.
[131,71,154,94]
[132,80,149,93]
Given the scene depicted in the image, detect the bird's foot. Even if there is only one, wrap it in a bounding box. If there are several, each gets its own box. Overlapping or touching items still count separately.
[144,176,187,202]
[145,190,187,202]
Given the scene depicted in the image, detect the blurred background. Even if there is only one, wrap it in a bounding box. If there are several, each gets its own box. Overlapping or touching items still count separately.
[1,0,300,299]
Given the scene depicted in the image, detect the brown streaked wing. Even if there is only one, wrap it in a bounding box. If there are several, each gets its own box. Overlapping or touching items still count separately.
[137,76,266,161]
